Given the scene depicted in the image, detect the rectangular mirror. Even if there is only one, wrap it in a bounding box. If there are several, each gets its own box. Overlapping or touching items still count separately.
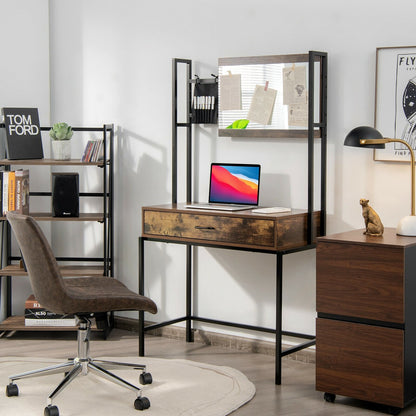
[218,53,324,138]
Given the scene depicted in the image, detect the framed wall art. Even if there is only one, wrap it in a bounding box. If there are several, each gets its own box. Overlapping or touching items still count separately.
[374,46,416,161]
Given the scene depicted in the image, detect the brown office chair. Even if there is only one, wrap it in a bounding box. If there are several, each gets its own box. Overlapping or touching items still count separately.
[4,212,157,416]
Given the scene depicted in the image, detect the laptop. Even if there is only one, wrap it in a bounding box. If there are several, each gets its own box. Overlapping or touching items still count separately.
[185,163,261,211]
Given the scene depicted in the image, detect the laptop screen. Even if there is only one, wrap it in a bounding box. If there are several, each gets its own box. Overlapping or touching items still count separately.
[209,163,261,205]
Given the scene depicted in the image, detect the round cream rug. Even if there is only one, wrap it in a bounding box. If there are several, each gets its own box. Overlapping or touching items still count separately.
[0,356,255,416]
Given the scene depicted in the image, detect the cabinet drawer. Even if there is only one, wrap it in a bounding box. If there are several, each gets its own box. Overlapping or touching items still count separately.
[143,210,275,249]
[317,241,404,323]
[316,318,404,407]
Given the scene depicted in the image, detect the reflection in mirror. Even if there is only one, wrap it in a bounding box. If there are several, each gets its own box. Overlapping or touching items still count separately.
[218,54,322,138]
[219,63,308,131]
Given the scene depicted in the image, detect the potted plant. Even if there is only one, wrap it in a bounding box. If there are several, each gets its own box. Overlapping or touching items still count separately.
[50,122,73,160]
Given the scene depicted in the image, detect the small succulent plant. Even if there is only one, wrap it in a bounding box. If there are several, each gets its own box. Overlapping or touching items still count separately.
[49,122,73,140]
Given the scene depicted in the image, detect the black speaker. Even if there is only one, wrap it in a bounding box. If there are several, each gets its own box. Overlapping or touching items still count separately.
[52,173,79,217]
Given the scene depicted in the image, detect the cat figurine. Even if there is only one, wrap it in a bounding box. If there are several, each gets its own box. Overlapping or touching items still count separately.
[360,198,384,236]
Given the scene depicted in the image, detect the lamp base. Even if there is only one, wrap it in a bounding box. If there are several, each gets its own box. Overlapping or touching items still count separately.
[396,215,416,236]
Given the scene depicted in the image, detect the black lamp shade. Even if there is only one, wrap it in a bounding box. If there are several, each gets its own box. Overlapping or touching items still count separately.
[344,126,385,149]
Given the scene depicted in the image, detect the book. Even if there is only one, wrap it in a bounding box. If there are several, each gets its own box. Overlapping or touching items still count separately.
[24,314,77,327]
[81,140,92,162]
[7,171,15,212]
[93,140,104,162]
[85,140,95,162]
[2,107,44,160]
[90,141,98,161]
[81,140,104,162]
[15,169,29,214]
[24,295,76,327]
[0,172,3,213]
[25,294,41,309]
[2,171,8,216]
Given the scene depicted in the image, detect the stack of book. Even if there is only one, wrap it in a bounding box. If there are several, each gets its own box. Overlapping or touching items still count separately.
[81,140,104,162]
[1,169,29,216]
[24,294,76,327]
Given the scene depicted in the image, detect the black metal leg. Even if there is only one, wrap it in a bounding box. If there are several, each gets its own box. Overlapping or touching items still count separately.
[275,253,283,385]
[138,237,145,356]
[186,245,194,342]
[6,276,11,318]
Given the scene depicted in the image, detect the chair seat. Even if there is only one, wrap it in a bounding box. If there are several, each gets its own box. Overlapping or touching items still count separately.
[61,277,157,315]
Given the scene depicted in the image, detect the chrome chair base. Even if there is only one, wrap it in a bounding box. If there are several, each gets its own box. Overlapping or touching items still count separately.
[6,318,152,413]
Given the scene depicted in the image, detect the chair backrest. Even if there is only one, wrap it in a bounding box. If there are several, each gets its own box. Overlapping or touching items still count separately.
[7,212,69,314]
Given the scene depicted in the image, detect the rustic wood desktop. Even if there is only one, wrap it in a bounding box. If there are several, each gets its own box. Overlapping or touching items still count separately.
[138,203,322,384]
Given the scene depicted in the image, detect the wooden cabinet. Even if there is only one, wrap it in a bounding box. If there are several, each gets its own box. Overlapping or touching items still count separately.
[316,228,416,411]
[0,125,114,334]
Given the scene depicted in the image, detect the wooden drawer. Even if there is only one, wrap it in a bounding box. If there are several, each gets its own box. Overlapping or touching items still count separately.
[316,318,404,407]
[143,210,276,249]
[317,241,404,323]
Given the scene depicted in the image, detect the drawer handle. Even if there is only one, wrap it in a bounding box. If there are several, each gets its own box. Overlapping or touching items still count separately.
[195,226,216,230]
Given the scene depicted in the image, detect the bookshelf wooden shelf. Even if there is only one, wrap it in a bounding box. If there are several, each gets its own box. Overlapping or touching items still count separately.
[0,124,114,336]
[0,213,105,221]
[0,315,103,332]
[0,158,105,166]
[0,264,104,277]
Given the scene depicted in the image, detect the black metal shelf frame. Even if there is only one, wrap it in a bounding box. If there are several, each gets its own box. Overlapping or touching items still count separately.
[0,124,114,324]
[140,53,327,385]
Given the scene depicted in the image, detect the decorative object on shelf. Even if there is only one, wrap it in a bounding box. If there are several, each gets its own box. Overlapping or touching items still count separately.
[52,173,79,217]
[344,125,416,236]
[50,122,73,160]
[360,198,384,236]
[374,46,416,161]
[1,107,43,160]
[191,74,218,124]
[226,119,249,129]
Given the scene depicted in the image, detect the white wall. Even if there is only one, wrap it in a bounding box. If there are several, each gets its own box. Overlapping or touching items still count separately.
[0,0,50,320]
[46,0,416,340]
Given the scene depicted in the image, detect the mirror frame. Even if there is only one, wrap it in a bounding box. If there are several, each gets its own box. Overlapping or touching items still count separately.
[218,52,325,139]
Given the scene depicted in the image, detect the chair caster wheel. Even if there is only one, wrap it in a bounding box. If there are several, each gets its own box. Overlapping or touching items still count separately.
[134,396,151,410]
[44,405,60,416]
[140,372,153,385]
[324,392,336,403]
[6,383,19,397]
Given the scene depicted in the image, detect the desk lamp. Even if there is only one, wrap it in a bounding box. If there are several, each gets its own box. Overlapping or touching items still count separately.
[344,126,416,236]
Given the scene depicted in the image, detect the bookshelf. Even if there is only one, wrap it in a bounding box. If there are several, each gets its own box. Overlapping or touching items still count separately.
[0,124,114,336]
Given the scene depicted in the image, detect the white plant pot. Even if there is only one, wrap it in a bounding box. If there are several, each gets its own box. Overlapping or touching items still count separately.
[51,140,71,160]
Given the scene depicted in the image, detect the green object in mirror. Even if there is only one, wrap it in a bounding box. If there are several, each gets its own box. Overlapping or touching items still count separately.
[226,119,249,129]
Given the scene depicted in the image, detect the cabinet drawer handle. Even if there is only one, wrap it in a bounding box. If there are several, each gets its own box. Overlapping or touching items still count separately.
[195,226,216,230]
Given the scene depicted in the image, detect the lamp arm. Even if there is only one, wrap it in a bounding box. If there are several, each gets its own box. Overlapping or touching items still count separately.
[387,138,415,216]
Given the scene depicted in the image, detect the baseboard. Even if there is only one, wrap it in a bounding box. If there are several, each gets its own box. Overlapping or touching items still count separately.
[114,316,315,364]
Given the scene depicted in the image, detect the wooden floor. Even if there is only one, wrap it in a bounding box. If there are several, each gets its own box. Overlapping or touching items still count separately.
[1,328,415,416]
